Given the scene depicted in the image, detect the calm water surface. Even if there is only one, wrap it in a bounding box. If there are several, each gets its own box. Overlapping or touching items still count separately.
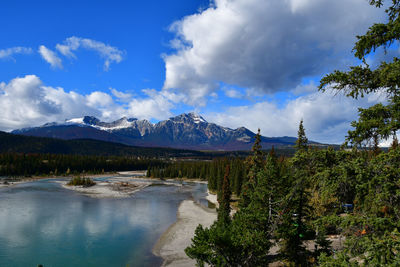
[0,178,209,267]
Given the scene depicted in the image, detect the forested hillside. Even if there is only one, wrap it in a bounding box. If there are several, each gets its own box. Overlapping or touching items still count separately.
[183,1,400,265]
[183,122,400,266]
[0,131,205,157]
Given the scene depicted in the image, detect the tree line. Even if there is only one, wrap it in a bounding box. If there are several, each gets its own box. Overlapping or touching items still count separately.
[147,158,247,196]
[0,153,165,177]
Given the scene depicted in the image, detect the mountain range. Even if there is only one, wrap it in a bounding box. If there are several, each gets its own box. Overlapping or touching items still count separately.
[12,112,301,151]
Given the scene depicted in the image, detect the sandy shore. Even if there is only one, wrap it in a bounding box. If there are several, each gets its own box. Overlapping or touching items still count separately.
[153,200,217,267]
[206,189,218,207]
[59,177,152,198]
[0,173,119,189]
[117,170,147,176]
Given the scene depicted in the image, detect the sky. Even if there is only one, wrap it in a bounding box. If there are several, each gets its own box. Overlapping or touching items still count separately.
[0,0,391,143]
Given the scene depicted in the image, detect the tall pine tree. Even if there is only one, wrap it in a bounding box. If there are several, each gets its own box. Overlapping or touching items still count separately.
[240,128,264,208]
[217,165,232,225]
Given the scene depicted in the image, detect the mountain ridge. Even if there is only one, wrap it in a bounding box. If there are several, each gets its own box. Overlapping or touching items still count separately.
[12,113,303,151]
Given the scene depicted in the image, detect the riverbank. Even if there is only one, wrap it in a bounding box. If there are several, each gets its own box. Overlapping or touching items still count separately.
[59,176,209,198]
[0,173,119,188]
[206,189,218,207]
[153,200,217,267]
[59,177,152,198]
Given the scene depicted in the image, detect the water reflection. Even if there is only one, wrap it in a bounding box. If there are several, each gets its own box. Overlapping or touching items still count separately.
[0,180,208,267]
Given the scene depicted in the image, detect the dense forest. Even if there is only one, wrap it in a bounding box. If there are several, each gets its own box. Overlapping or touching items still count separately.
[185,122,400,266]
[0,131,299,178]
[184,1,400,266]
[0,153,166,177]
[0,131,207,158]
[147,158,247,196]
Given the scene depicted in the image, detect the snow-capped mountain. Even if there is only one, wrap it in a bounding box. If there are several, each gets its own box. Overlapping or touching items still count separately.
[12,113,298,150]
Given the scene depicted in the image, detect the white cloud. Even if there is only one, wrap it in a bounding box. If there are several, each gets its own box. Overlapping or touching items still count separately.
[163,0,385,105]
[38,45,63,69]
[0,75,176,131]
[291,81,318,95]
[86,91,114,107]
[0,46,33,60]
[223,87,243,98]
[379,132,400,147]
[56,36,124,71]
[206,89,386,144]
[0,75,61,130]
[125,89,175,120]
[110,88,132,102]
[0,76,388,145]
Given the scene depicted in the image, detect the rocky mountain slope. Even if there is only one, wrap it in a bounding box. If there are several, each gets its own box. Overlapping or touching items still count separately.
[12,112,300,150]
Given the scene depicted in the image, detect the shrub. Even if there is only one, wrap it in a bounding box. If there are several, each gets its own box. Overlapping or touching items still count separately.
[67,176,96,187]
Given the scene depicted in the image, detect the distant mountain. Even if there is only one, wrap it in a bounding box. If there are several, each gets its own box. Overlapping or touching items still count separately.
[12,112,304,151]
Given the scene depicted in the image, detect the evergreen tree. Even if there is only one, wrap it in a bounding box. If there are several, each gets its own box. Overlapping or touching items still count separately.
[186,134,273,267]
[240,129,264,208]
[295,119,308,151]
[264,147,280,221]
[316,1,400,265]
[217,165,232,225]
[278,121,312,265]
[319,0,400,147]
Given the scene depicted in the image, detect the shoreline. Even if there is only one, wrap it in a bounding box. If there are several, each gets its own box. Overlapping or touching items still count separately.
[206,189,218,207]
[0,173,211,199]
[59,176,209,199]
[58,177,152,198]
[1,173,217,265]
[153,199,217,267]
[0,173,119,188]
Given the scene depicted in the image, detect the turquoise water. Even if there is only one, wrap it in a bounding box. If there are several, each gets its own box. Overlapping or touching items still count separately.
[0,179,209,267]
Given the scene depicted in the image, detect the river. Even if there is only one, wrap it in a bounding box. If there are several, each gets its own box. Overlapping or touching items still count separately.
[0,178,209,267]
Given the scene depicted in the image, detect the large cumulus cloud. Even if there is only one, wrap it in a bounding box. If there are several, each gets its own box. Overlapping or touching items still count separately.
[206,86,387,144]
[0,75,175,131]
[163,0,385,104]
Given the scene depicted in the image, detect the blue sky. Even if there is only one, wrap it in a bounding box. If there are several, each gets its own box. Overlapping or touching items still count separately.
[1,0,209,95]
[0,0,390,143]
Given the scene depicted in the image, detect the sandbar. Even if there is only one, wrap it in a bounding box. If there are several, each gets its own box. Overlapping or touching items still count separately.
[153,200,217,267]
[59,177,152,198]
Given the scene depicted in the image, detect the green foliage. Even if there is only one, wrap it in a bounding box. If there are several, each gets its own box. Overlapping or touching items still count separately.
[240,129,265,208]
[346,100,400,149]
[185,223,245,266]
[319,0,400,148]
[0,153,165,177]
[217,165,232,225]
[315,2,400,264]
[318,251,358,267]
[295,120,308,151]
[186,131,274,266]
[186,198,274,266]
[67,176,96,187]
[147,158,246,196]
[185,109,400,266]
[0,131,206,158]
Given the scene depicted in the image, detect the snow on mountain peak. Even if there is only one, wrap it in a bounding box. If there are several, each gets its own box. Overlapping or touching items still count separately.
[65,117,84,124]
[188,112,206,124]
[64,116,136,131]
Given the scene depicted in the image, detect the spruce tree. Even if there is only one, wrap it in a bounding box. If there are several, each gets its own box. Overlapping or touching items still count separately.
[295,119,308,151]
[319,0,400,147]
[217,165,232,225]
[278,120,311,265]
[240,128,264,208]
